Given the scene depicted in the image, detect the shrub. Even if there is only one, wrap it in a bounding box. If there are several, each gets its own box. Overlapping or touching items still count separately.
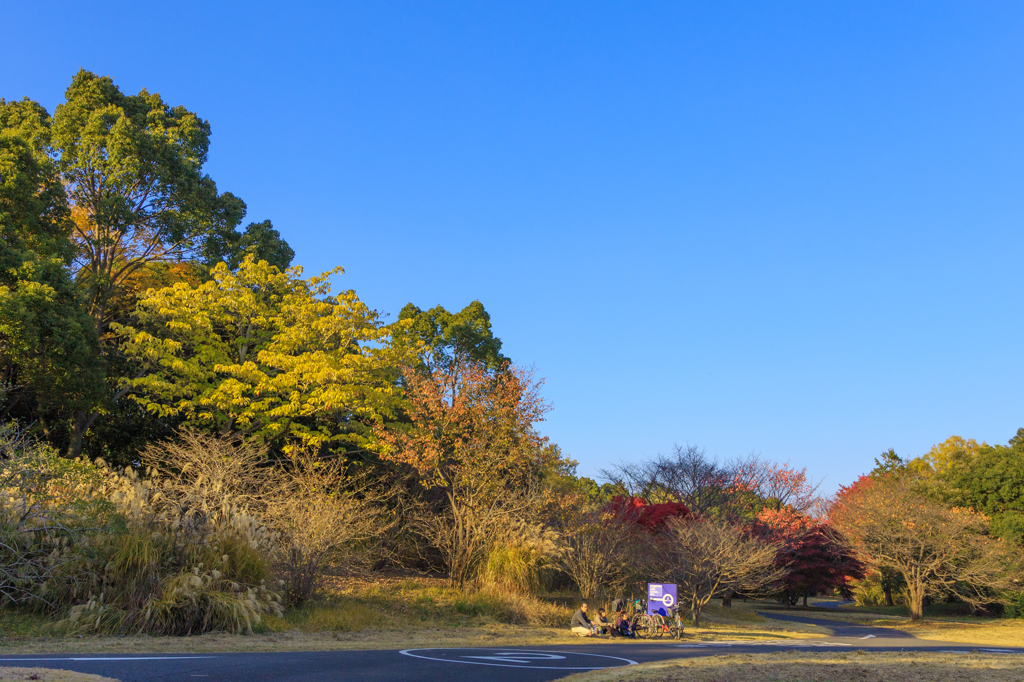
[1,427,282,634]
[1002,591,1024,619]
[268,454,386,608]
[0,426,108,608]
[480,523,559,594]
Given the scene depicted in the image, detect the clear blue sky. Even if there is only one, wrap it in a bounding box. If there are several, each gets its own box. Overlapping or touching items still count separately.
[4,2,1023,492]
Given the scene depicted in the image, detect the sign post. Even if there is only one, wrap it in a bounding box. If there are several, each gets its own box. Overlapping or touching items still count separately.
[647,583,677,617]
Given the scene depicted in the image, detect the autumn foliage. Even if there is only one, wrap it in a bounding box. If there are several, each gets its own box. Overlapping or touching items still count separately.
[830,474,1020,620]
[752,507,863,605]
[606,496,692,532]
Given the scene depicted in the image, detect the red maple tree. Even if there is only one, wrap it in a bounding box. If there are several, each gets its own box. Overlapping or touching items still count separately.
[752,507,864,606]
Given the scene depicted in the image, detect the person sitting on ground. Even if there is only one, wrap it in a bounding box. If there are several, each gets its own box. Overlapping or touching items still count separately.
[611,609,634,638]
[592,608,611,634]
[571,602,597,636]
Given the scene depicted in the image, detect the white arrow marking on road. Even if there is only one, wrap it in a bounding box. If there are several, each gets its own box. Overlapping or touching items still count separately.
[859,635,876,639]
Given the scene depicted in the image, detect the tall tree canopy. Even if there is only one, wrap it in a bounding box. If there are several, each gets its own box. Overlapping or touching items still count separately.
[397,300,506,374]
[2,71,295,454]
[0,98,100,429]
[830,474,1019,620]
[50,69,249,327]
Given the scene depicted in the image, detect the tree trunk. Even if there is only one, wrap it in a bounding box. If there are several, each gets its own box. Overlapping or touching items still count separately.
[785,591,791,609]
[802,591,808,608]
[722,589,733,608]
[883,586,894,607]
[691,607,701,628]
[68,409,98,458]
[907,582,925,621]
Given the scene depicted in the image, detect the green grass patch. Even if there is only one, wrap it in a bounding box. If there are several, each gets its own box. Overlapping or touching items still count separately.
[0,608,55,638]
[841,603,994,619]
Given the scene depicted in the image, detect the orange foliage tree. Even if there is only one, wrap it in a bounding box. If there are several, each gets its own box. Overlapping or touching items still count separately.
[375,357,552,586]
[829,475,1019,620]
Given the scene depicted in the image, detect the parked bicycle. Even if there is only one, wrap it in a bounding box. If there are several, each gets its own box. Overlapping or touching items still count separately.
[633,604,686,639]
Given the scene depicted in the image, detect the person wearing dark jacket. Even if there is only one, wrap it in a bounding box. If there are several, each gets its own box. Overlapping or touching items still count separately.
[571,602,596,636]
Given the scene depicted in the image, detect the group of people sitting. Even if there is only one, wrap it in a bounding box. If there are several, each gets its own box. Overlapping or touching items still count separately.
[569,600,636,638]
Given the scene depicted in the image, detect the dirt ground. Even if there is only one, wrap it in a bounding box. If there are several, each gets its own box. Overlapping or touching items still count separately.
[558,651,1024,682]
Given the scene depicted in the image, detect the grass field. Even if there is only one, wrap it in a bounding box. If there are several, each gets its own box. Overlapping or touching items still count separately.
[558,651,1024,682]
[0,578,824,654]
[3,579,1021,655]
[774,600,1024,646]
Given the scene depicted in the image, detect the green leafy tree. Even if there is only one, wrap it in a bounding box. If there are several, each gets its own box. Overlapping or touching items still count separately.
[113,257,408,452]
[0,100,100,432]
[208,219,295,271]
[51,70,248,327]
[2,71,296,454]
[871,448,905,477]
[397,300,507,375]
[931,431,1024,546]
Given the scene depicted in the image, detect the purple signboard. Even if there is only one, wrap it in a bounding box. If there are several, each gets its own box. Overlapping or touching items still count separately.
[647,583,677,617]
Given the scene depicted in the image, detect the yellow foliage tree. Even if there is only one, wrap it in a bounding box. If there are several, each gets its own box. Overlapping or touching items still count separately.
[113,256,410,451]
[924,435,986,474]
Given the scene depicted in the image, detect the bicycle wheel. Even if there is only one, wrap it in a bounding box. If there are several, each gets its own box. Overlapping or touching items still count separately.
[638,614,660,638]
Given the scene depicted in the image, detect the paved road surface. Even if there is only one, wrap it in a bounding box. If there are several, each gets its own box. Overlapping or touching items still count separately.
[2,613,1021,681]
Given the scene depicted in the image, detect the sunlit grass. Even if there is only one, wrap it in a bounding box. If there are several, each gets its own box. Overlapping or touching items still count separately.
[558,651,1024,682]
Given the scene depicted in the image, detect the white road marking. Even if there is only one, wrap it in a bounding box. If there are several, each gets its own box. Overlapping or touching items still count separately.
[462,653,567,664]
[675,641,852,648]
[860,635,876,639]
[399,649,638,670]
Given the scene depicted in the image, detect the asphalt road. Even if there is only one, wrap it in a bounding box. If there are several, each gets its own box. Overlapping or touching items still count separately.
[2,613,1021,682]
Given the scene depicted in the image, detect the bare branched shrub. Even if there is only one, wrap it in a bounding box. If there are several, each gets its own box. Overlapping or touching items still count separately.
[664,517,783,627]
[558,508,649,600]
[140,428,281,519]
[416,463,540,588]
[267,454,386,607]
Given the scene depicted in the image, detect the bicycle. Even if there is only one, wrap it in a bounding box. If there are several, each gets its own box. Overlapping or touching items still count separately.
[666,605,685,639]
[627,599,654,639]
[631,599,678,639]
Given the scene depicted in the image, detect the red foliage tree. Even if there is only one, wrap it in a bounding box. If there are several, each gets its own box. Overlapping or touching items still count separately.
[752,507,864,607]
[607,496,691,532]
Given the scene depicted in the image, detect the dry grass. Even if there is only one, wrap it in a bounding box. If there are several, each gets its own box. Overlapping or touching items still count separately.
[559,651,1024,682]
[0,578,825,654]
[0,669,116,682]
[767,600,1024,646]
[905,618,1024,646]
[0,622,826,655]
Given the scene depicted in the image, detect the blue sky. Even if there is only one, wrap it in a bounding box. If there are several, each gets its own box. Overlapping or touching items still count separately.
[4,1,1023,492]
